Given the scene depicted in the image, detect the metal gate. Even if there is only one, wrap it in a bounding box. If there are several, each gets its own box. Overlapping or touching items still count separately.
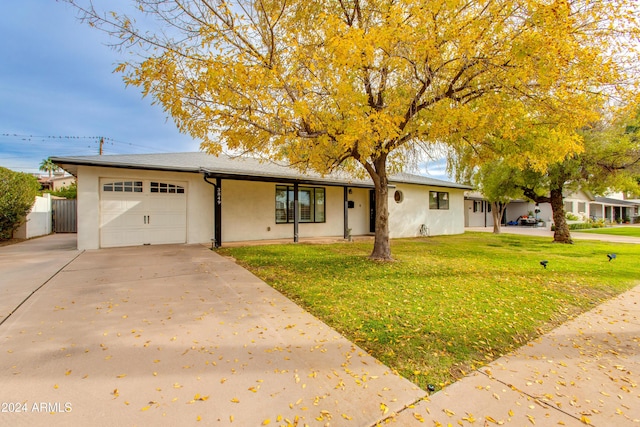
[52,199,77,233]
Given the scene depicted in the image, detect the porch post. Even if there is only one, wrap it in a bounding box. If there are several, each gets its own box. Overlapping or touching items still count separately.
[483,200,487,227]
[293,182,299,243]
[215,178,222,248]
[344,187,349,239]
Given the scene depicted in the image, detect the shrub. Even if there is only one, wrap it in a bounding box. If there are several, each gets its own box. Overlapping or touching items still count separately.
[0,167,40,240]
[565,212,579,221]
[568,223,593,230]
[46,182,77,199]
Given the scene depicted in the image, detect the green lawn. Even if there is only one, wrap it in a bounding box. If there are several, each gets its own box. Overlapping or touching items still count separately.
[217,233,640,390]
[574,225,640,237]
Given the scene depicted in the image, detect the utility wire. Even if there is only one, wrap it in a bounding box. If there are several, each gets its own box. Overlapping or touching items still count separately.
[0,133,177,154]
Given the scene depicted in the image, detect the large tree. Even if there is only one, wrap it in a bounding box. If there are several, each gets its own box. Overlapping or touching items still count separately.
[67,0,639,259]
[465,110,640,243]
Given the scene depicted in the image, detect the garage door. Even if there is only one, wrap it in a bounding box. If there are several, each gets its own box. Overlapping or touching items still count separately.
[100,179,187,248]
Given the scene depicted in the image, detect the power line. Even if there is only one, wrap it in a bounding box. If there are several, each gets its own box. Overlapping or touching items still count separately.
[0,133,177,155]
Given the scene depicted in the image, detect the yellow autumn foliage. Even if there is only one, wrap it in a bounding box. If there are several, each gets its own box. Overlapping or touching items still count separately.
[70,0,640,258]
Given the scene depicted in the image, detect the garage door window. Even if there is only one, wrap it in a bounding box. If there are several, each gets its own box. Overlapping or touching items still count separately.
[103,181,143,192]
[150,182,185,194]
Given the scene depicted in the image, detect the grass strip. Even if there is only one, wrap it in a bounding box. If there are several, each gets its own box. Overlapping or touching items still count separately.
[218,232,640,390]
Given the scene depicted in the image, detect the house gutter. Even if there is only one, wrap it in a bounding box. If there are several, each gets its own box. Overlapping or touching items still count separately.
[202,173,222,248]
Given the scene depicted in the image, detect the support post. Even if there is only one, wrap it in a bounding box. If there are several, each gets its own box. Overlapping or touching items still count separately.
[215,178,222,248]
[293,182,299,243]
[344,187,349,239]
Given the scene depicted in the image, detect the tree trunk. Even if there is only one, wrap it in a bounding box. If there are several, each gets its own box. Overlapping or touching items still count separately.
[491,202,506,234]
[368,156,392,261]
[550,187,572,243]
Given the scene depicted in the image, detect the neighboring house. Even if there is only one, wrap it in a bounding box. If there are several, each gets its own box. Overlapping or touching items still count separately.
[51,152,472,250]
[38,172,76,191]
[465,189,640,228]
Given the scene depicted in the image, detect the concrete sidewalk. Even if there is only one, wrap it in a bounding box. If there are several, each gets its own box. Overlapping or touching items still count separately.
[394,285,640,426]
[0,238,424,426]
[467,225,640,244]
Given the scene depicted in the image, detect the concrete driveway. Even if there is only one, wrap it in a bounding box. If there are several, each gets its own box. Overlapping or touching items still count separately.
[0,235,424,426]
[0,234,81,324]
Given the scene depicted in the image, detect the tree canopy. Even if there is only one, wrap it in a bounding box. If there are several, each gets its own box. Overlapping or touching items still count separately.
[67,0,640,259]
[39,158,59,178]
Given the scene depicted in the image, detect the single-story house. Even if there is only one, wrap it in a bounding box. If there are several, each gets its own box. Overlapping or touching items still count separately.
[465,189,640,228]
[51,152,472,250]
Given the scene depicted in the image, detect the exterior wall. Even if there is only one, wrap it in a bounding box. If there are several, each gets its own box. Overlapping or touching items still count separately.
[563,190,592,220]
[346,188,370,236]
[388,183,466,237]
[76,166,467,248]
[464,199,495,227]
[13,194,53,239]
[220,181,357,242]
[76,166,213,250]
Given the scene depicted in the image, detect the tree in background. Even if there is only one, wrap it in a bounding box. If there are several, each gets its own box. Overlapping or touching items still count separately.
[462,109,640,243]
[39,158,59,178]
[472,161,524,234]
[67,0,639,259]
[0,167,40,240]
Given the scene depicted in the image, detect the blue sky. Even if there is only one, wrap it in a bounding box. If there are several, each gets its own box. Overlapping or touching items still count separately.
[0,1,449,179]
[0,1,198,174]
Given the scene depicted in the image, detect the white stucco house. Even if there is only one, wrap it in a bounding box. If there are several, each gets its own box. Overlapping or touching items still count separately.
[51,152,472,250]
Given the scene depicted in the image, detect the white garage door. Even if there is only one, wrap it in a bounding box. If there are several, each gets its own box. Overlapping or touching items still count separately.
[100,179,187,248]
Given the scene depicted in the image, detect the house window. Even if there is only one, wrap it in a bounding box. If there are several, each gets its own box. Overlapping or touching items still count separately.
[103,181,143,192]
[275,185,325,223]
[150,182,185,194]
[394,190,404,204]
[429,191,449,210]
[564,201,573,213]
[473,200,483,213]
[578,202,586,214]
